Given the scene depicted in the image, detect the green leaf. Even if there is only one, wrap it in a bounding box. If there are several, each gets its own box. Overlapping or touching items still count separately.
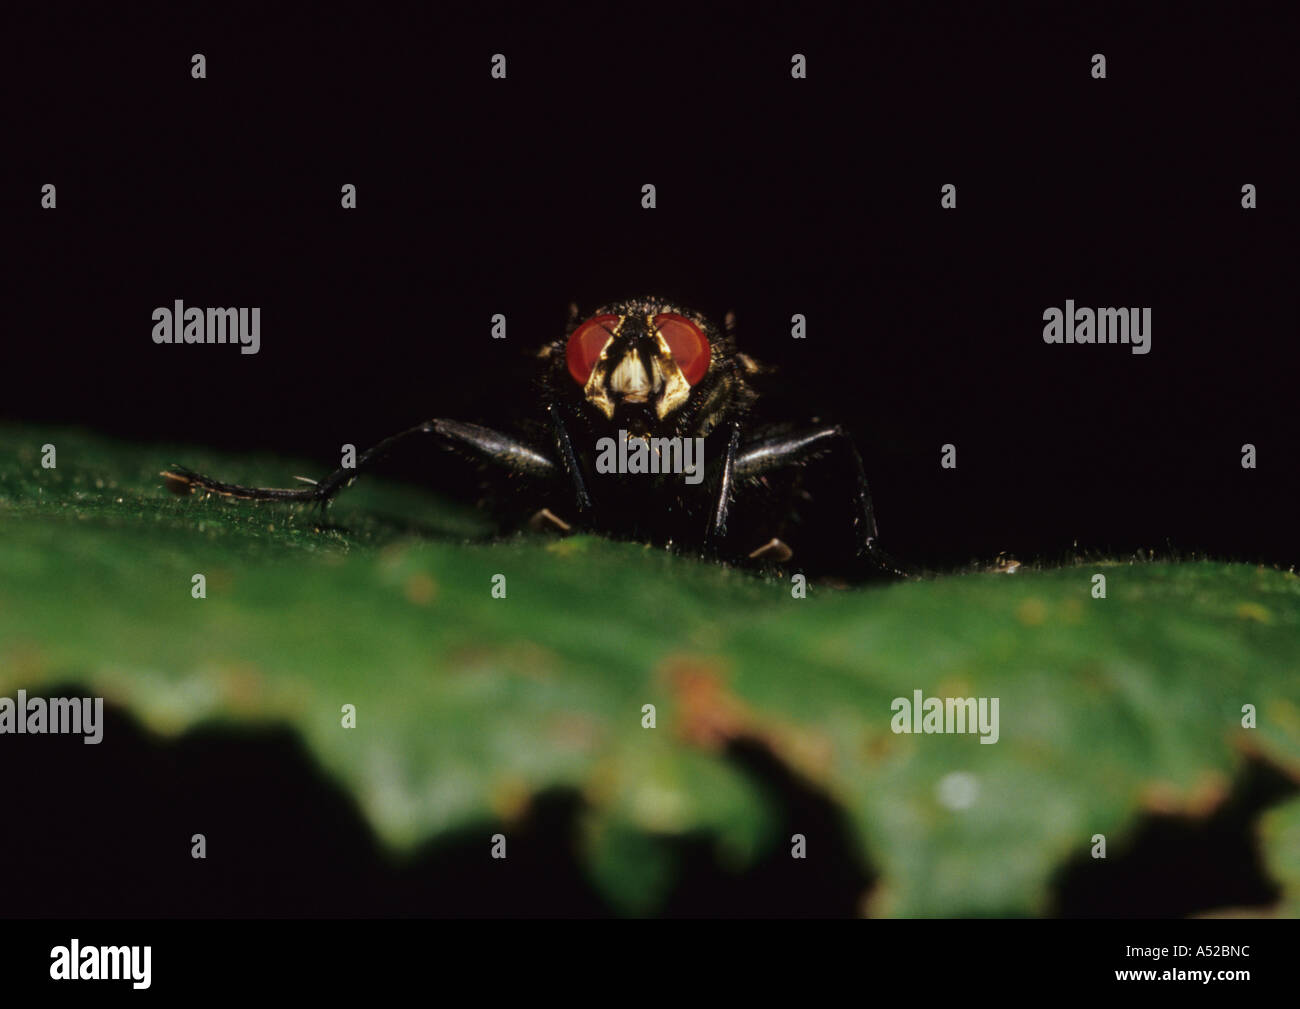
[3,424,1298,915]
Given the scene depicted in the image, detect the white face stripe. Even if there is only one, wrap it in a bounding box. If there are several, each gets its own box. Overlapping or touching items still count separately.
[608,350,652,398]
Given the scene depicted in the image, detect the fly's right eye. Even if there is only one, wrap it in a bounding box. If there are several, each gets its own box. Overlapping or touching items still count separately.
[566,314,618,384]
[653,313,711,385]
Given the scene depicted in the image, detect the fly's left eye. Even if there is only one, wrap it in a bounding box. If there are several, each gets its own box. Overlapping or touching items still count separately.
[654,313,711,385]
[566,314,618,385]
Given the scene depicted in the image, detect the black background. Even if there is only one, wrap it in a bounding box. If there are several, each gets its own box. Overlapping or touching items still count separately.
[5,1,1296,570]
[1,1,1298,923]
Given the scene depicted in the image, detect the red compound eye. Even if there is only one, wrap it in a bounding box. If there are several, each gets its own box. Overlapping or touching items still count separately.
[566,314,619,385]
[655,313,711,385]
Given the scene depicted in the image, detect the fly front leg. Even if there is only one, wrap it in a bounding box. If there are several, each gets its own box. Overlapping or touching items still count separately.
[703,423,742,552]
[546,404,594,516]
[734,423,907,578]
[163,419,558,509]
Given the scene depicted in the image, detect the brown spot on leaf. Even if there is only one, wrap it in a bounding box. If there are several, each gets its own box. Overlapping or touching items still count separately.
[1139,780,1182,814]
[582,758,620,808]
[218,664,266,714]
[206,568,235,593]
[490,776,531,823]
[404,573,438,605]
[0,642,48,691]
[664,655,750,750]
[1138,771,1229,817]
[861,732,895,763]
[660,654,834,782]
[1185,771,1230,817]
[1016,598,1048,626]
